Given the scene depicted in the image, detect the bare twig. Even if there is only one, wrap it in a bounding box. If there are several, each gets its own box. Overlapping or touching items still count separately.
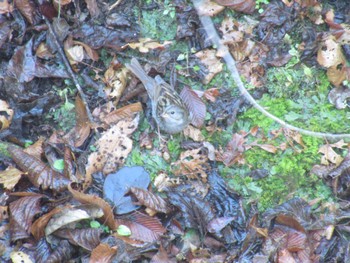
[42,16,94,124]
[192,0,350,140]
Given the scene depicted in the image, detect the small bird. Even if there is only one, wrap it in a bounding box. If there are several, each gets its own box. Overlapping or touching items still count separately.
[126,58,189,134]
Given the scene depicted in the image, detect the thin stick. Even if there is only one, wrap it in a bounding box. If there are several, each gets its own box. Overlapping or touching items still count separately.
[42,16,94,124]
[192,0,350,140]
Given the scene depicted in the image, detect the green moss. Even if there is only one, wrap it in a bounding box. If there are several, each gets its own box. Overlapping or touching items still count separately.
[140,1,177,41]
[126,146,170,180]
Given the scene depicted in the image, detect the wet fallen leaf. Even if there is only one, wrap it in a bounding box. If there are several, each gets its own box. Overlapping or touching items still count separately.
[90,243,117,263]
[0,99,14,131]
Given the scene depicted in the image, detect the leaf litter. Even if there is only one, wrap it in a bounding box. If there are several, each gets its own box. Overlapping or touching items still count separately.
[1,0,350,262]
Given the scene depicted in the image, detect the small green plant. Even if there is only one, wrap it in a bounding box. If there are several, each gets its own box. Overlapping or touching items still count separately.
[255,0,270,13]
[49,85,76,131]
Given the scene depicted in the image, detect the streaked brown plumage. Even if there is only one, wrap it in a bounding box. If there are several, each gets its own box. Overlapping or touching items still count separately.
[126,58,189,134]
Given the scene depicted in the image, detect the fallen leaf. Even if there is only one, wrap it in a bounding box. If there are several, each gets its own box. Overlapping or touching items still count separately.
[195,49,223,84]
[0,99,14,131]
[127,38,172,53]
[183,125,205,141]
[0,167,22,190]
[180,86,206,128]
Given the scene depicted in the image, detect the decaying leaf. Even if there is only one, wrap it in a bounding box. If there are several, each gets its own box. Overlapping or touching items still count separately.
[45,208,91,236]
[8,146,71,191]
[317,35,347,86]
[114,212,166,243]
[195,49,223,84]
[69,184,116,231]
[195,0,225,16]
[85,114,139,182]
[172,148,210,180]
[103,102,143,126]
[0,166,22,190]
[10,251,33,263]
[129,187,170,214]
[319,144,343,166]
[215,0,255,14]
[9,194,44,241]
[220,133,246,166]
[104,66,129,102]
[31,206,65,240]
[249,141,278,154]
[183,125,205,141]
[0,99,13,131]
[54,228,103,251]
[180,86,206,128]
[90,243,117,263]
[0,0,13,14]
[24,137,45,160]
[127,38,172,53]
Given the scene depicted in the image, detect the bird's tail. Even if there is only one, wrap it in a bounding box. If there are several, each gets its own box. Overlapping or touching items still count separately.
[126,58,156,94]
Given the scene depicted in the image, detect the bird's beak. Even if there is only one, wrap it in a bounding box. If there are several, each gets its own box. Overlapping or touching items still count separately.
[161,112,169,119]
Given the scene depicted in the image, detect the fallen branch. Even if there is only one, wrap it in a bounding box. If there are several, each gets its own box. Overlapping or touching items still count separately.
[192,0,350,140]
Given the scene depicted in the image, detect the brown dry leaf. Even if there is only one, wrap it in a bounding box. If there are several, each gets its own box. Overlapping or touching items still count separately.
[139,131,153,149]
[330,140,349,149]
[66,45,84,65]
[220,17,245,45]
[90,243,117,263]
[220,133,246,166]
[104,67,129,102]
[35,42,54,59]
[283,128,305,151]
[14,0,38,24]
[0,167,22,190]
[72,95,92,147]
[24,137,44,159]
[215,0,255,14]
[0,206,8,221]
[129,187,169,214]
[183,125,205,142]
[196,0,225,16]
[317,35,347,86]
[127,38,172,53]
[86,114,139,179]
[318,144,343,166]
[203,88,220,102]
[327,64,347,86]
[53,0,71,5]
[172,148,209,180]
[31,206,65,240]
[0,99,14,131]
[195,49,223,84]
[68,184,116,231]
[85,0,101,18]
[45,207,92,236]
[180,86,206,128]
[0,0,13,14]
[103,102,143,126]
[74,40,99,61]
[249,141,278,154]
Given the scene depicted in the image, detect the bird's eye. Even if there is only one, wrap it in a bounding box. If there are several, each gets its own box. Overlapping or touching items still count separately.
[170,111,175,115]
